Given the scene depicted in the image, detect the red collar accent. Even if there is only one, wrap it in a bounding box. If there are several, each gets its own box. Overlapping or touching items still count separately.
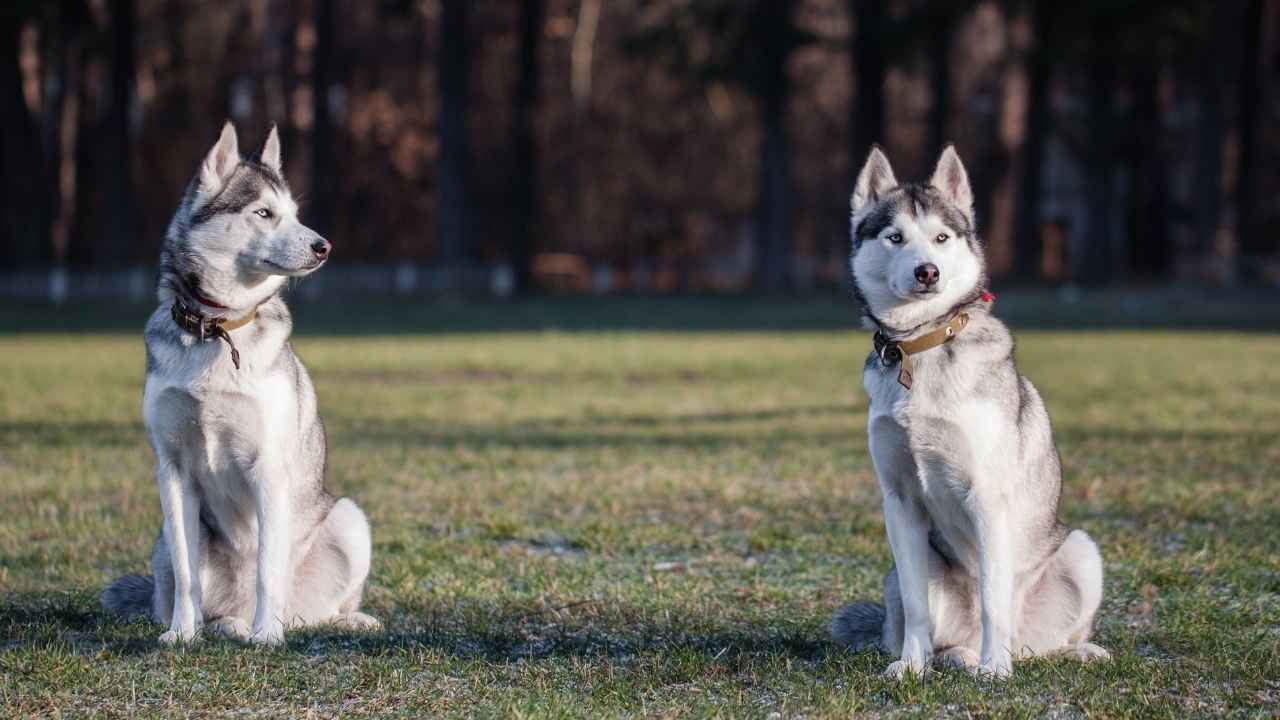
[981,290,996,303]
[191,288,228,309]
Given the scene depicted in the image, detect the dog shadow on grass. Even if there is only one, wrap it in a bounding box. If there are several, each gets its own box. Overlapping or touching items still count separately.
[0,590,854,668]
[6,412,1278,458]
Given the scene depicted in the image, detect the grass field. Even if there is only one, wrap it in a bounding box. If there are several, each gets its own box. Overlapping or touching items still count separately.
[1,296,1278,717]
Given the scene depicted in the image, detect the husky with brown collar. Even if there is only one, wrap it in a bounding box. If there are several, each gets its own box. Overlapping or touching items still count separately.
[101,122,379,645]
[831,146,1109,678]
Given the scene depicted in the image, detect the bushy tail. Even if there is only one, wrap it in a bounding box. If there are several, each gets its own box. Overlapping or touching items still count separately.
[831,601,886,651]
[100,574,154,620]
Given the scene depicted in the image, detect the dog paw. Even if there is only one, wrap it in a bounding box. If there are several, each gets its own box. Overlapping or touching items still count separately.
[975,657,1014,680]
[883,659,929,680]
[158,626,200,646]
[1069,642,1111,662]
[329,612,382,632]
[249,621,286,646]
[206,617,253,641]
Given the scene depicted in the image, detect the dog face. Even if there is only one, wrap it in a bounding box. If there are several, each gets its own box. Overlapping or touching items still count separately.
[186,123,330,278]
[161,123,331,311]
[849,146,986,331]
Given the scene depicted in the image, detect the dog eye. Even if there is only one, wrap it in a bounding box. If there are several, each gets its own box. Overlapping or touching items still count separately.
[887,232,903,244]
[254,208,272,219]
[936,233,949,243]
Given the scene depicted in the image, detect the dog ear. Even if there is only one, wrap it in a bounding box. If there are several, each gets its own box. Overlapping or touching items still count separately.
[930,145,973,220]
[851,146,897,213]
[199,121,240,192]
[259,124,282,173]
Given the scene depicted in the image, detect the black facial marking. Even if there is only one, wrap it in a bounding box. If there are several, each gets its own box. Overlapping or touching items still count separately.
[902,184,929,216]
[854,201,897,247]
[190,161,288,225]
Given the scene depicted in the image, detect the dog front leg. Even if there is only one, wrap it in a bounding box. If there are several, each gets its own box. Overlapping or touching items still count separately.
[156,460,202,644]
[881,491,933,678]
[250,468,292,645]
[975,502,1015,678]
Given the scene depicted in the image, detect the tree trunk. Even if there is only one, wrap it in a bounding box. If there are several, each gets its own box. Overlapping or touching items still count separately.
[850,0,885,163]
[1193,1,1233,277]
[1236,0,1266,279]
[0,4,50,269]
[105,0,135,267]
[67,13,99,270]
[925,11,953,162]
[262,0,295,152]
[309,0,336,238]
[511,0,543,293]
[163,0,189,128]
[1012,0,1052,281]
[1079,48,1116,285]
[1126,62,1169,278]
[40,2,67,267]
[753,0,794,292]
[436,0,470,273]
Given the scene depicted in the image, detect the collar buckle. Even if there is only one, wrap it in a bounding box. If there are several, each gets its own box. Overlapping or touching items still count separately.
[170,300,248,370]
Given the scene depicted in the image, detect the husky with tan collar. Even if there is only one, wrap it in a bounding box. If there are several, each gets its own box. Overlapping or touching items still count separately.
[832,146,1109,678]
[101,122,380,645]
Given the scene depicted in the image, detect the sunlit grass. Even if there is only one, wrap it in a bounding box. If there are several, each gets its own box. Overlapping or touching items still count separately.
[2,302,1278,717]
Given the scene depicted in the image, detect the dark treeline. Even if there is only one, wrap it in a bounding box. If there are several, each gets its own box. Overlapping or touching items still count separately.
[1,0,1277,293]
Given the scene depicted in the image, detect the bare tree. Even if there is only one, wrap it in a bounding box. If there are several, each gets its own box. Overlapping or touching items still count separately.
[104,0,135,266]
[1126,61,1171,278]
[1236,0,1266,280]
[1193,1,1236,278]
[510,0,544,293]
[1079,34,1117,286]
[850,0,885,166]
[752,0,796,292]
[310,0,336,238]
[1,2,50,269]
[923,4,966,161]
[1012,0,1054,281]
[436,0,470,274]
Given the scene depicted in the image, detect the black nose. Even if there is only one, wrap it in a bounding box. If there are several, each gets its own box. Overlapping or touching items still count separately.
[914,263,940,286]
[311,238,331,259]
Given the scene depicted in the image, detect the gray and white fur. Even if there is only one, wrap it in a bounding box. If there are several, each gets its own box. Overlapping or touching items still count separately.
[832,146,1108,678]
[101,122,380,645]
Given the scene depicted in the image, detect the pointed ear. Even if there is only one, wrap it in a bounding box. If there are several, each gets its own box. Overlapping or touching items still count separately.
[199,121,240,192]
[259,124,281,172]
[851,146,898,213]
[930,145,973,219]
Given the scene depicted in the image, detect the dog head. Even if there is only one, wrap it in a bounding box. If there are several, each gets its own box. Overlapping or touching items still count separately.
[160,122,330,312]
[849,146,986,332]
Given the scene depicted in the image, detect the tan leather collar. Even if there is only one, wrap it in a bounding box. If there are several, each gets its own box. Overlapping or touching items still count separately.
[170,301,257,370]
[873,313,970,389]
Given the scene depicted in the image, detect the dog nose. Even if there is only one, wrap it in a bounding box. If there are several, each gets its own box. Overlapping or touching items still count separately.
[311,238,331,259]
[914,263,940,286]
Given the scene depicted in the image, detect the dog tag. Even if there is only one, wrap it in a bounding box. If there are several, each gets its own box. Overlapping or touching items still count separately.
[897,353,913,389]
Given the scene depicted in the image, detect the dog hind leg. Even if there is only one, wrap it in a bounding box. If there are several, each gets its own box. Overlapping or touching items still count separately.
[1015,529,1109,660]
[287,497,381,631]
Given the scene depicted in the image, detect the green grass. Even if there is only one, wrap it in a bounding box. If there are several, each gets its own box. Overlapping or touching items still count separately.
[2,298,1278,717]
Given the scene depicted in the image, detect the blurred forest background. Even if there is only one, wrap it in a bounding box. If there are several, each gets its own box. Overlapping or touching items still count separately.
[1,0,1278,298]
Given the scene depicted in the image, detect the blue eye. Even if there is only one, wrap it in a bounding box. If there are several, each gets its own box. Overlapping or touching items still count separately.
[936,233,949,243]
[254,208,272,219]
[887,232,903,244]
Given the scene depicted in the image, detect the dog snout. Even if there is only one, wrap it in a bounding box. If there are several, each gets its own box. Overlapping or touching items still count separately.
[914,263,940,287]
[310,237,331,259]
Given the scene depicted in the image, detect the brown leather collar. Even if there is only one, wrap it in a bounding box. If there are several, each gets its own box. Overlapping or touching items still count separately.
[873,313,970,389]
[171,300,256,370]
